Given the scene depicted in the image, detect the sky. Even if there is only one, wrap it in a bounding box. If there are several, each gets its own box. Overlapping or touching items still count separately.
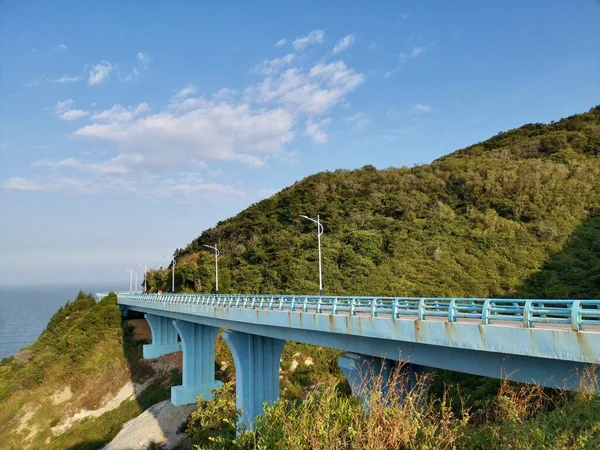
[0,1,599,286]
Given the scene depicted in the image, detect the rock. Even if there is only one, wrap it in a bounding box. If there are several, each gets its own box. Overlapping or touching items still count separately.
[103,400,196,450]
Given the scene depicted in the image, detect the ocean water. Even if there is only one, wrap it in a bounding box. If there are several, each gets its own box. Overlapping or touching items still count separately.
[0,282,121,359]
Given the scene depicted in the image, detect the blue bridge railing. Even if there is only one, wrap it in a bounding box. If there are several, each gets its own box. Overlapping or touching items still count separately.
[115,293,600,332]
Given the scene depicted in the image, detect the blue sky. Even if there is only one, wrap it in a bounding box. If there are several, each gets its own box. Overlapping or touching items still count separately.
[1,1,598,286]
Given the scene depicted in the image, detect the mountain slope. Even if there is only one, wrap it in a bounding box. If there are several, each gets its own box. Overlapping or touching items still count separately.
[147,105,600,300]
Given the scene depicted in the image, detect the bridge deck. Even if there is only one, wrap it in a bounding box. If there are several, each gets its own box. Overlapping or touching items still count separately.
[105,293,600,333]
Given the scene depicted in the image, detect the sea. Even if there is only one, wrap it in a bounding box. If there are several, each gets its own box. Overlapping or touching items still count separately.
[0,282,122,359]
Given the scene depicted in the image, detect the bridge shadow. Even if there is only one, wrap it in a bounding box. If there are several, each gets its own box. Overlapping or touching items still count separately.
[430,208,600,411]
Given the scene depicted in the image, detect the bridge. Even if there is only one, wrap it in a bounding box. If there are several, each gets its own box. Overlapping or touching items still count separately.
[101,292,600,429]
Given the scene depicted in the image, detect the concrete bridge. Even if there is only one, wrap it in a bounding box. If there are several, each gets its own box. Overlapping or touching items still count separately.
[100,292,600,429]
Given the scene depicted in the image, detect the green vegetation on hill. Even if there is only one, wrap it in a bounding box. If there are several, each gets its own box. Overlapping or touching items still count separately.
[147,106,600,300]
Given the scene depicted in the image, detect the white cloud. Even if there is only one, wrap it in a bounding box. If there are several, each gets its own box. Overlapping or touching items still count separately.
[384,67,401,79]
[332,34,355,54]
[293,29,325,50]
[123,66,139,82]
[158,181,244,198]
[136,52,152,68]
[251,60,364,115]
[74,99,295,169]
[253,53,296,75]
[1,177,43,191]
[61,109,88,121]
[305,117,331,144]
[52,74,81,83]
[412,103,432,113]
[53,44,68,51]
[346,112,370,130]
[55,99,88,120]
[401,46,426,62]
[274,38,287,48]
[32,157,82,169]
[25,74,81,86]
[1,171,245,200]
[32,155,133,175]
[212,88,238,101]
[0,176,99,194]
[91,103,150,122]
[19,46,365,198]
[172,85,197,101]
[385,46,427,79]
[88,61,113,85]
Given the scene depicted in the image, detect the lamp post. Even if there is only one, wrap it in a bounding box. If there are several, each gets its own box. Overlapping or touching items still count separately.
[126,268,133,292]
[163,256,176,293]
[299,214,324,296]
[203,244,220,294]
[139,263,147,292]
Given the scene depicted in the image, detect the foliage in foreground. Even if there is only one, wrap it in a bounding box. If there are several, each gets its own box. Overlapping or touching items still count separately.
[187,369,600,450]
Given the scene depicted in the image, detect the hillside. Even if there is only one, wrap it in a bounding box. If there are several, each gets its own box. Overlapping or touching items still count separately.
[0,293,183,449]
[147,105,600,300]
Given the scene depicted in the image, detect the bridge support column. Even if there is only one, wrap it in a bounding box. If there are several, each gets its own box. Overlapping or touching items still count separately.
[171,320,222,406]
[338,353,432,407]
[143,314,180,359]
[223,331,285,430]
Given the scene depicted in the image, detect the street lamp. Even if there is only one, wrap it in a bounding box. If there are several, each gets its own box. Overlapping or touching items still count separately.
[163,256,176,293]
[299,214,324,296]
[126,268,133,292]
[139,263,147,292]
[203,244,220,294]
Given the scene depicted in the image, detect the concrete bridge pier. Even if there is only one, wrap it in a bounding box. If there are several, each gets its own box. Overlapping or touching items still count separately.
[143,314,180,359]
[338,353,432,407]
[171,320,222,406]
[223,330,285,430]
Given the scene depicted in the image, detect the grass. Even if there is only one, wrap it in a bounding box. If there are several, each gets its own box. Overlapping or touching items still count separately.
[184,365,600,450]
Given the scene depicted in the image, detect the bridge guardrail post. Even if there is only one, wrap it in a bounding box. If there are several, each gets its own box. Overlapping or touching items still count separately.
[391,298,398,319]
[333,297,338,314]
[350,298,356,316]
[317,297,322,314]
[291,297,296,312]
[571,300,582,331]
[417,298,425,321]
[278,297,284,311]
[523,300,534,328]
[302,297,308,313]
[268,298,274,311]
[371,298,378,317]
[482,299,492,324]
[448,298,457,322]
